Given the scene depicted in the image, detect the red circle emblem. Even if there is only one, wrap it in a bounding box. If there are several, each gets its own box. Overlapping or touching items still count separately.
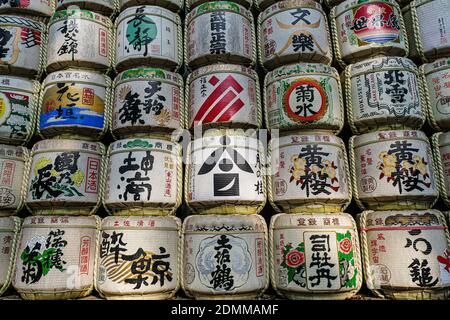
[285,250,305,268]
[283,78,327,122]
[339,238,352,254]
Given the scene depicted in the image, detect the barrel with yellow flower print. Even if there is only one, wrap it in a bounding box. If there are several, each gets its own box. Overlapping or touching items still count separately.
[349,130,438,211]
[358,209,450,299]
[25,139,106,216]
[270,213,362,299]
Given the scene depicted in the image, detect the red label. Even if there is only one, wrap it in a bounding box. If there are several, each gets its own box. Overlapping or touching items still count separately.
[284,79,327,122]
[79,236,91,275]
[256,238,264,277]
[85,157,99,194]
[98,28,107,57]
[0,161,15,187]
[82,88,94,105]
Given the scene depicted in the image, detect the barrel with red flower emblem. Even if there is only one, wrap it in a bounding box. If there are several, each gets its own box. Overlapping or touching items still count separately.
[403,0,450,62]
[182,214,269,299]
[270,213,362,299]
[95,216,181,299]
[349,130,438,211]
[0,216,20,296]
[186,64,261,130]
[25,139,105,216]
[56,0,114,15]
[358,209,450,299]
[46,10,113,72]
[269,132,351,213]
[0,16,45,77]
[265,63,344,134]
[259,0,332,71]
[12,215,100,300]
[330,0,408,65]
[421,58,450,132]
[185,130,266,215]
[40,69,111,141]
[344,56,425,134]
[0,144,29,216]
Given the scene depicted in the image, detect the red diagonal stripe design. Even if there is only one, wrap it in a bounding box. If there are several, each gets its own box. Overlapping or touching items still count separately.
[202,90,237,123]
[217,98,245,122]
[193,75,244,123]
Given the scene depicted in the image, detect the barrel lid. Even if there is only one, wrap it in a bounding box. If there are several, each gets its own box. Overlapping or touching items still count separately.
[333,0,399,18]
[22,215,100,228]
[271,212,355,228]
[266,63,338,85]
[50,9,112,28]
[32,139,104,155]
[183,214,267,233]
[109,138,180,154]
[0,216,18,231]
[188,64,258,83]
[422,57,450,76]
[349,56,417,76]
[115,67,182,85]
[0,15,45,30]
[353,130,428,147]
[117,5,179,24]
[360,209,445,227]
[43,69,110,88]
[0,75,36,92]
[187,1,252,25]
[0,144,28,161]
[101,215,181,230]
[260,0,325,22]
[275,132,344,148]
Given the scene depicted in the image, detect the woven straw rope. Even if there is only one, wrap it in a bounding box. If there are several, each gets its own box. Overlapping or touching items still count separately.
[15,147,31,216]
[0,217,21,296]
[409,0,428,63]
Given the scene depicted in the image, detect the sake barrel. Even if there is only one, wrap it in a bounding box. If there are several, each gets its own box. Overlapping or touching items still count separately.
[0,217,20,296]
[0,75,39,146]
[185,1,256,70]
[56,0,115,16]
[186,64,261,130]
[0,145,29,216]
[26,139,105,216]
[265,63,344,134]
[258,0,332,71]
[12,215,100,300]
[421,58,450,132]
[96,216,181,299]
[344,56,425,134]
[39,69,111,141]
[349,130,438,211]
[188,0,251,9]
[270,213,362,299]
[403,0,450,63]
[431,132,450,208]
[185,130,266,215]
[103,138,182,216]
[0,0,53,16]
[120,0,183,12]
[182,214,269,299]
[46,10,113,72]
[115,6,182,72]
[112,67,183,139]
[330,0,408,66]
[269,133,351,213]
[359,209,450,299]
[0,16,45,77]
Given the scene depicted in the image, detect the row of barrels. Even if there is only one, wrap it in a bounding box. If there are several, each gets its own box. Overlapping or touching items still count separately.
[0,209,449,300]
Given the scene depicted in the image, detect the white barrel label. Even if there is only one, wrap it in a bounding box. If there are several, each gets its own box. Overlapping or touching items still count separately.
[189,70,257,127]
[0,145,26,210]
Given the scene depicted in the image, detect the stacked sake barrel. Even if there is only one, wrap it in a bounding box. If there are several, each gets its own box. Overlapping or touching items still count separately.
[0,1,52,298]
[329,0,450,299]
[257,0,364,300]
[182,0,270,300]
